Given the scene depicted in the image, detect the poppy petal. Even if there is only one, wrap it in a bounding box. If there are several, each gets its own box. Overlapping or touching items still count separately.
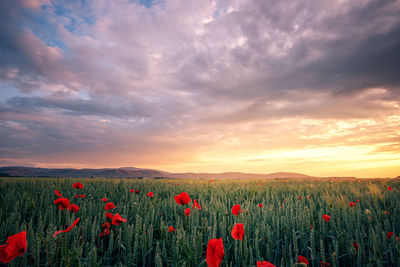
[53,218,80,238]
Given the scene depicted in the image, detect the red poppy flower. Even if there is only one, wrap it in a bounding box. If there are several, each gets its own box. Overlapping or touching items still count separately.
[193,203,202,210]
[231,223,245,241]
[135,190,140,194]
[146,192,154,198]
[185,208,191,216]
[193,199,202,210]
[388,186,392,191]
[111,213,127,225]
[168,226,176,232]
[53,218,80,238]
[102,222,110,228]
[348,202,356,207]
[72,182,83,189]
[106,212,113,219]
[175,192,191,205]
[319,261,330,267]
[387,232,394,239]
[0,231,27,264]
[209,179,214,183]
[206,238,224,267]
[105,202,116,211]
[54,190,62,197]
[67,204,79,213]
[322,214,331,222]
[352,242,359,251]
[259,203,263,208]
[54,198,70,210]
[298,256,309,265]
[356,199,360,202]
[74,195,80,198]
[257,261,276,267]
[101,197,108,202]
[298,196,302,200]
[100,228,110,237]
[80,195,86,198]
[232,204,242,216]
[130,189,134,193]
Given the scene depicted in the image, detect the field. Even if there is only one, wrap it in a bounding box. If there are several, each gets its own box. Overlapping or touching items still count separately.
[0,178,399,266]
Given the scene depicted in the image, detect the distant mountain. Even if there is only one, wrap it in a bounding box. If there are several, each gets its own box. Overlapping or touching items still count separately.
[0,166,314,179]
[0,166,168,178]
[168,171,312,179]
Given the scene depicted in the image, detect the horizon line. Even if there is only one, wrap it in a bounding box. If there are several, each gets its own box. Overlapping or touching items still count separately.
[1,165,398,179]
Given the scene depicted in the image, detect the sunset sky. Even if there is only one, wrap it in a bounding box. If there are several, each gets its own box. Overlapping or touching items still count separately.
[1,0,400,177]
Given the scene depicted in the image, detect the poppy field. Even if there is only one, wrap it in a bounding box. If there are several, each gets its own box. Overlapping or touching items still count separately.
[0,178,399,266]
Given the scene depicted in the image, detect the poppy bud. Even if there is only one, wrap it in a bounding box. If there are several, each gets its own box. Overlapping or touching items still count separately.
[387,232,394,239]
[185,208,191,216]
[322,214,331,222]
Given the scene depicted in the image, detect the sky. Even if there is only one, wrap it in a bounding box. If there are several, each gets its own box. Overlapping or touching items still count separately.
[1,0,400,177]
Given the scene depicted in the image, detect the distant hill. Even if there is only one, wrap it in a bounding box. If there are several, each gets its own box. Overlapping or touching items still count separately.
[168,171,313,179]
[0,166,314,179]
[0,166,168,178]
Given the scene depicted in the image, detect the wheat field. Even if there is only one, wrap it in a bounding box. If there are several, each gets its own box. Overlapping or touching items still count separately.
[0,178,399,266]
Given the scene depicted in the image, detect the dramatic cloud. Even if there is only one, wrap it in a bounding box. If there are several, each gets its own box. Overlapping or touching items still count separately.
[1,0,399,177]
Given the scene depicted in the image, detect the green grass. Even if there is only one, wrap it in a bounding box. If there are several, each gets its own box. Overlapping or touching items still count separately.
[0,178,399,266]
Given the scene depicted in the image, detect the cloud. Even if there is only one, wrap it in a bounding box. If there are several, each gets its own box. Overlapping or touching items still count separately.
[0,0,400,176]
[203,88,399,124]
